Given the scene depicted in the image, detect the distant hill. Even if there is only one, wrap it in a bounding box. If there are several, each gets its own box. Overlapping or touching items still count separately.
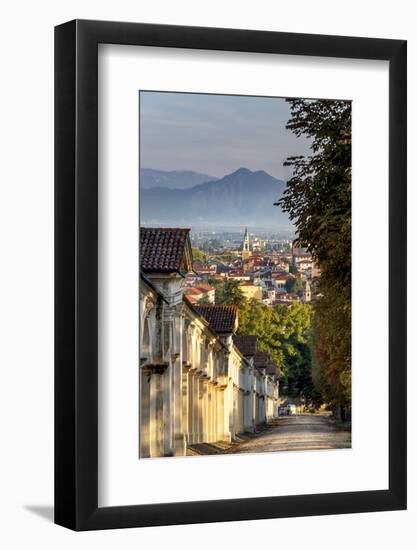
[140,167,290,227]
[140,168,218,190]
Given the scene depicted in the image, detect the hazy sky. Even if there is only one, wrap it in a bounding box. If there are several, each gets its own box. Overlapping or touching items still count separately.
[139,91,313,181]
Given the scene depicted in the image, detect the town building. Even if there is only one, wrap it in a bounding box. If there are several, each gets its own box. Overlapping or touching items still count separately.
[193,262,217,278]
[242,227,251,260]
[183,283,216,304]
[303,279,312,303]
[272,271,294,290]
[239,283,263,302]
[139,227,280,458]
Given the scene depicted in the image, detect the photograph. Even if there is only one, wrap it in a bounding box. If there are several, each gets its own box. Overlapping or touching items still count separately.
[138,91,352,458]
[0,3,409,541]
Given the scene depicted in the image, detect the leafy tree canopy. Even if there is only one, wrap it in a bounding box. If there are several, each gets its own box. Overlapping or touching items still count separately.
[238,299,320,403]
[192,247,208,262]
[277,98,352,409]
[215,279,246,308]
[285,276,303,296]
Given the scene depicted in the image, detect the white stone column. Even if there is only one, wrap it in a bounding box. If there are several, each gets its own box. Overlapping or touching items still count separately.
[202,378,209,442]
[213,384,218,441]
[197,376,204,443]
[193,372,199,443]
[182,366,190,447]
[172,354,186,456]
[139,368,150,458]
[162,366,173,456]
[229,382,236,440]
[149,372,164,457]
[187,369,195,444]
[218,384,232,442]
[209,381,214,442]
[216,387,224,441]
[239,390,244,434]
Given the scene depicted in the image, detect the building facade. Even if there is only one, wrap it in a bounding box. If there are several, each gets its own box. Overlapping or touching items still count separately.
[139,227,280,458]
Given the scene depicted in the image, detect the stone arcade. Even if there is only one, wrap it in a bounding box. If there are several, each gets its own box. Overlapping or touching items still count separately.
[139,227,280,458]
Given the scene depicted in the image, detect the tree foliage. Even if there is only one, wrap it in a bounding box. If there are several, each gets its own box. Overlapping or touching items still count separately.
[277,98,352,410]
[238,299,320,403]
[213,279,246,308]
[191,247,208,262]
[285,276,303,296]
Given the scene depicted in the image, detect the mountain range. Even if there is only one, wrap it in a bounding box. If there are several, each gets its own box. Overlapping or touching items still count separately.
[140,168,218,190]
[140,167,289,227]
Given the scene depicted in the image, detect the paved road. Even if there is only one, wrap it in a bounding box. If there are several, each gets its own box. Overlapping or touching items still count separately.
[226,414,351,454]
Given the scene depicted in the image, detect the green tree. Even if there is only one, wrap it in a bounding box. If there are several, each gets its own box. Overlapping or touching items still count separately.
[192,247,208,262]
[215,279,246,308]
[285,276,303,296]
[238,300,319,403]
[276,98,351,412]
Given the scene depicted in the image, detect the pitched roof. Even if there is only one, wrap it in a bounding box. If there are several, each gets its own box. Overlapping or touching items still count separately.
[233,335,257,356]
[266,360,279,375]
[273,272,293,281]
[195,283,215,292]
[184,287,201,296]
[140,227,192,274]
[184,284,215,296]
[254,350,270,369]
[194,304,237,334]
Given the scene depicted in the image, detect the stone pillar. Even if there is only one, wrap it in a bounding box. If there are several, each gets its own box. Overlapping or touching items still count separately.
[216,387,224,441]
[139,368,150,458]
[172,354,186,456]
[149,372,163,457]
[192,371,199,443]
[232,385,238,439]
[245,383,254,432]
[212,384,218,441]
[160,366,172,456]
[209,382,215,441]
[202,377,209,442]
[187,369,195,444]
[197,375,204,443]
[182,366,190,446]
[228,381,235,440]
[218,385,231,442]
[239,390,244,434]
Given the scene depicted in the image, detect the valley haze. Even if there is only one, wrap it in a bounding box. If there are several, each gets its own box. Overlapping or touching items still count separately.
[140,167,292,229]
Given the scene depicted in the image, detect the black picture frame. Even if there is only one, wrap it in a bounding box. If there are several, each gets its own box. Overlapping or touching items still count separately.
[55,19,407,531]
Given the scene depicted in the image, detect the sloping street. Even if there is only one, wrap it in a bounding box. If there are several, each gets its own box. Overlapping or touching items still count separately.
[227,414,351,454]
[188,414,351,456]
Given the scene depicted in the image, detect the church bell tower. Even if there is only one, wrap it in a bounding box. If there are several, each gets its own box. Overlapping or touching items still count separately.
[242,227,251,260]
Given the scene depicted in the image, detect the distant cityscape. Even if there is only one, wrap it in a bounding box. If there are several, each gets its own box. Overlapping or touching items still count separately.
[182,228,319,308]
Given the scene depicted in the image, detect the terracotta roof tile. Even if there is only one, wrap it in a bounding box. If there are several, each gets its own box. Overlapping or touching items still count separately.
[194,304,237,334]
[184,287,200,295]
[266,361,279,375]
[195,283,215,292]
[254,351,270,369]
[140,227,191,273]
[233,335,257,356]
